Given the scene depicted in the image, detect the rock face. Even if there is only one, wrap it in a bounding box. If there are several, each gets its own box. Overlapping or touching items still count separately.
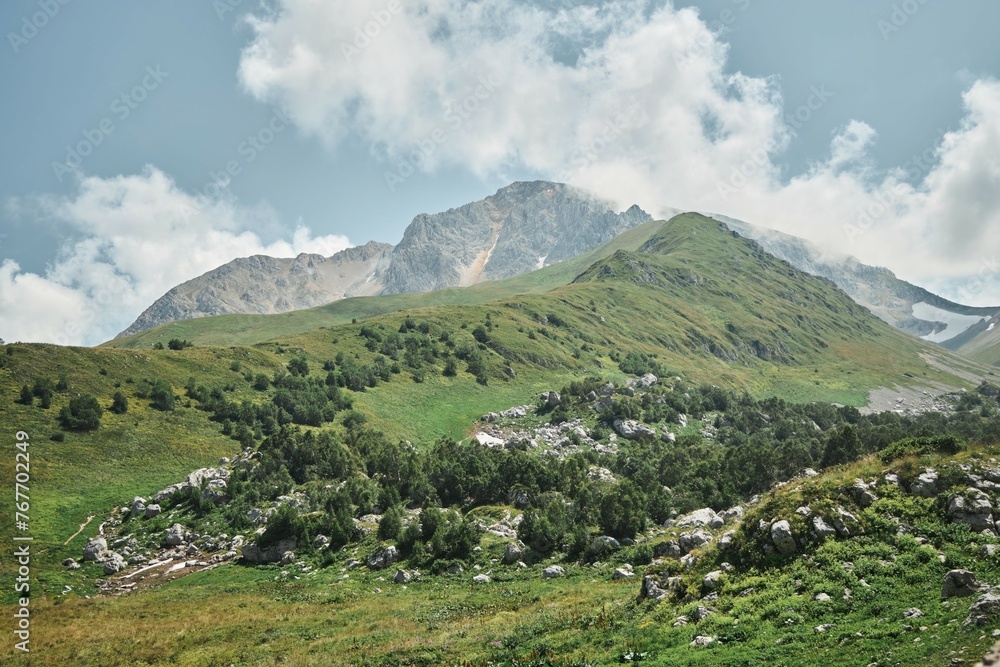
[948,489,996,532]
[770,520,797,555]
[383,181,650,295]
[82,537,108,561]
[120,182,651,337]
[942,569,983,599]
[119,242,394,337]
[241,538,297,565]
[541,565,565,580]
[366,545,399,571]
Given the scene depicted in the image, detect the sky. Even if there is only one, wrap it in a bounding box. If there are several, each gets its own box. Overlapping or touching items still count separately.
[1,0,999,345]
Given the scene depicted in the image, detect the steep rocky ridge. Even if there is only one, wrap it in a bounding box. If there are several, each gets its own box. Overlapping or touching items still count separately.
[119,182,650,337]
[118,242,393,338]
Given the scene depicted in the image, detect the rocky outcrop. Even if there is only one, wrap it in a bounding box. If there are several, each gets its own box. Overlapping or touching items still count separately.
[241,538,297,565]
[121,182,652,337]
[383,181,650,295]
[119,242,394,337]
[770,520,797,555]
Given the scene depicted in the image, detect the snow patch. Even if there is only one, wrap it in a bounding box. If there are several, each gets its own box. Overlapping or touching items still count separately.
[989,322,996,332]
[911,302,987,343]
[535,255,548,270]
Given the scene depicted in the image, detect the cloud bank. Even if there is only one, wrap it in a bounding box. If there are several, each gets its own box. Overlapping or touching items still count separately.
[0,167,350,346]
[240,0,1000,305]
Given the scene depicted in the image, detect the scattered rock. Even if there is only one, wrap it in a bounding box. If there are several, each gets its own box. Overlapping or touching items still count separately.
[677,508,723,529]
[690,635,715,647]
[447,563,464,575]
[130,497,146,515]
[542,565,565,580]
[102,553,126,575]
[613,566,634,580]
[942,569,983,599]
[910,469,940,498]
[702,570,724,592]
[771,520,797,555]
[903,608,924,619]
[366,545,399,571]
[82,537,108,561]
[393,569,412,584]
[814,624,834,633]
[241,539,297,565]
[613,419,656,440]
[679,530,713,554]
[812,516,837,540]
[502,541,525,565]
[948,489,996,533]
[279,551,295,566]
[313,534,330,550]
[164,524,186,547]
[144,504,162,519]
[814,593,831,602]
[965,591,1000,627]
[588,535,621,558]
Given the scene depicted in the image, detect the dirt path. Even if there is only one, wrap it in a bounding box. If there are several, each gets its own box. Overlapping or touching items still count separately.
[64,516,95,545]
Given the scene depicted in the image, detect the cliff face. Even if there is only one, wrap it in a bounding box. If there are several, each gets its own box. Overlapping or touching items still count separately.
[119,182,651,337]
[381,181,652,294]
[117,241,393,338]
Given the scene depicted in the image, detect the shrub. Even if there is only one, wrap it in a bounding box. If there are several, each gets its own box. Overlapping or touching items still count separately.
[60,394,103,430]
[110,391,129,415]
[877,435,965,463]
[167,339,193,350]
[149,379,176,411]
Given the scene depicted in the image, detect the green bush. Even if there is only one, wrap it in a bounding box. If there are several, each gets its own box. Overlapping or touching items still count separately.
[59,394,103,430]
[877,435,965,463]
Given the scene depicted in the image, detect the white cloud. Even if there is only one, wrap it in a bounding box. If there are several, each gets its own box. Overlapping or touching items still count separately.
[0,166,350,346]
[239,0,1000,306]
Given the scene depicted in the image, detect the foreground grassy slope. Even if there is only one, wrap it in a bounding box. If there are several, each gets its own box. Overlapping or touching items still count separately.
[6,441,1000,666]
[106,220,670,350]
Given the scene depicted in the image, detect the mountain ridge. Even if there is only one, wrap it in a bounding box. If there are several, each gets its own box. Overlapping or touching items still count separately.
[119,181,651,337]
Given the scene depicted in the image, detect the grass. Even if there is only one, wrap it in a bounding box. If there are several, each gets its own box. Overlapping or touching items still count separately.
[105,220,670,351]
[5,446,1000,666]
[0,213,995,664]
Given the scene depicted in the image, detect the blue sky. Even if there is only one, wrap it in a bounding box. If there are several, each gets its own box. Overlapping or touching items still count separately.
[1,0,999,344]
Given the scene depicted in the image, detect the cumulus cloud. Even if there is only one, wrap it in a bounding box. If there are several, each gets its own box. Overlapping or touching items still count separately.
[239,0,1000,305]
[0,166,350,346]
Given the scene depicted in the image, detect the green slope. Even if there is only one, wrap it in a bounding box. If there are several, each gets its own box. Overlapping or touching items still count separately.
[959,320,1000,365]
[0,213,989,608]
[105,219,670,350]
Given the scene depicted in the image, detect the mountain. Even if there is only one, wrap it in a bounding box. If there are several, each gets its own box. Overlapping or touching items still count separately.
[118,241,394,338]
[118,182,651,337]
[382,180,651,293]
[4,214,999,664]
[713,214,1000,358]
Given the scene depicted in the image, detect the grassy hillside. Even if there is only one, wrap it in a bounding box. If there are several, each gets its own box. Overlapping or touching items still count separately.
[105,220,670,350]
[1,213,996,665]
[959,322,1000,365]
[5,436,1000,665]
[1,215,989,596]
